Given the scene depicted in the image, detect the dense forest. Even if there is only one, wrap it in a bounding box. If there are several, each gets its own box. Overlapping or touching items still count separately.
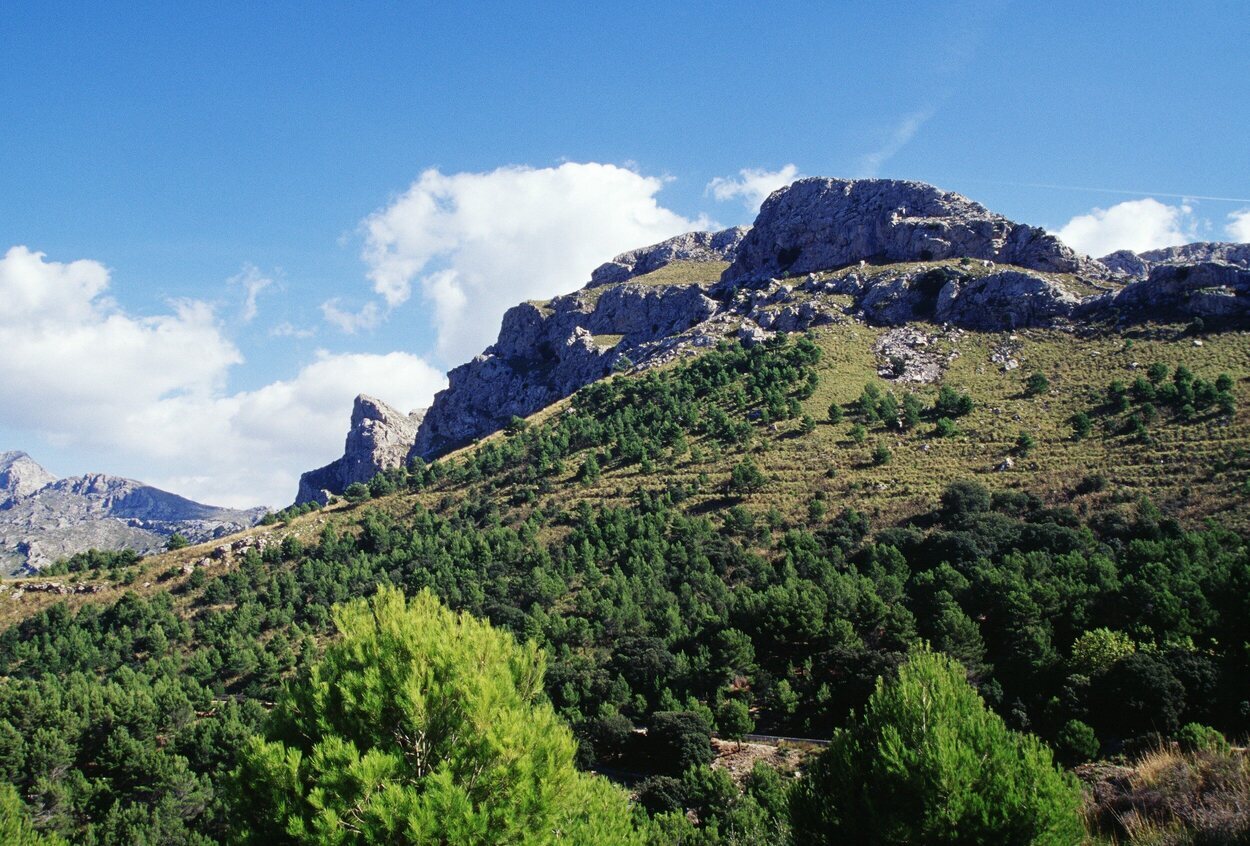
[0,336,1247,844]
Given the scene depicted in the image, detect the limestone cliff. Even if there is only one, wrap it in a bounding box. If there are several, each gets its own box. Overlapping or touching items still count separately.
[296,395,426,504]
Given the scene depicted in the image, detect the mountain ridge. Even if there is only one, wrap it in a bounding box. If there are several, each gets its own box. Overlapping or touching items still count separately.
[0,452,265,574]
[297,176,1250,504]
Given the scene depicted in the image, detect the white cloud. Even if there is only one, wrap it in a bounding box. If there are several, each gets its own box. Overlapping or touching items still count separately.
[228,263,275,322]
[0,247,444,508]
[321,299,384,334]
[1227,208,1250,242]
[1055,198,1200,257]
[859,107,936,177]
[707,165,800,212]
[269,321,316,339]
[355,162,706,363]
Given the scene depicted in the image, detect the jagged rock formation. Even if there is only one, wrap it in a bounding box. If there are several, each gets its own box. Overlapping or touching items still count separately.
[300,177,1250,493]
[296,395,426,504]
[0,451,57,504]
[0,451,264,575]
[1107,261,1250,321]
[409,270,722,460]
[719,178,1108,286]
[589,227,748,286]
[1102,242,1250,279]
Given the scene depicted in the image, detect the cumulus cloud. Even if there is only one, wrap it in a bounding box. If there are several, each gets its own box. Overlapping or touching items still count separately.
[1227,208,1250,242]
[1055,198,1200,257]
[0,247,444,507]
[354,162,706,363]
[707,165,800,212]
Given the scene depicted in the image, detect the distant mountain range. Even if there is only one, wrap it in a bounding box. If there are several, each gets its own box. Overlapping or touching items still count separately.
[0,451,265,575]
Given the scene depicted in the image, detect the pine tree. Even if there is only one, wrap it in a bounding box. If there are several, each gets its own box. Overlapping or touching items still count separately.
[233,586,646,845]
[790,647,1084,846]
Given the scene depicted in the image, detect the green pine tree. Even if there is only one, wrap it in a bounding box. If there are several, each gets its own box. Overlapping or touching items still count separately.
[790,647,1084,846]
[232,586,646,845]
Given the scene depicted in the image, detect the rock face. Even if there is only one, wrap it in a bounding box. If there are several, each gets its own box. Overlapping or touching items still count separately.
[589,228,748,286]
[0,451,58,504]
[721,178,1107,286]
[1108,261,1250,321]
[409,274,721,460]
[1101,242,1250,280]
[295,395,426,504]
[0,452,265,575]
[297,176,1250,491]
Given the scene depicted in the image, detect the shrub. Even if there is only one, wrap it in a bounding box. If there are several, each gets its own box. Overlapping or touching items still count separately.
[1089,652,1186,738]
[933,416,958,438]
[648,710,714,775]
[901,393,924,429]
[790,647,1084,845]
[849,423,867,445]
[165,533,189,551]
[1071,412,1093,440]
[1176,722,1230,754]
[1015,431,1036,456]
[871,444,892,466]
[798,414,817,435]
[729,458,767,494]
[1085,745,1250,845]
[828,402,844,423]
[1024,372,1050,397]
[1056,719,1100,765]
[343,482,371,503]
[934,385,974,418]
[716,698,754,744]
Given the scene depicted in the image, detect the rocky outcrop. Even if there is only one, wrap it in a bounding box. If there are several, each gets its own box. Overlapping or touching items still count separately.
[720,178,1108,287]
[1100,242,1250,280]
[0,454,265,575]
[409,279,720,460]
[1108,261,1250,322]
[589,227,748,286]
[296,395,426,504]
[0,451,57,505]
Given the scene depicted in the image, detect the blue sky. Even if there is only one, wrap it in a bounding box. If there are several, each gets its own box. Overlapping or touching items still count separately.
[2,1,1248,506]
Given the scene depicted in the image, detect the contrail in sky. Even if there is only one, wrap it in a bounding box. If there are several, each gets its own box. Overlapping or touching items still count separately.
[963,179,1250,204]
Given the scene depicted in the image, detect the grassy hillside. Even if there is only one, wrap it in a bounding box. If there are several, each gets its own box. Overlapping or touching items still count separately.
[0,320,1247,844]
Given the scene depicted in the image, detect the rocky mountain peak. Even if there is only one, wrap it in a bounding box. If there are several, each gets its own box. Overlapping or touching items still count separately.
[295,394,426,504]
[0,451,58,505]
[300,175,1250,501]
[0,454,264,575]
[1101,242,1250,280]
[721,177,1107,285]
